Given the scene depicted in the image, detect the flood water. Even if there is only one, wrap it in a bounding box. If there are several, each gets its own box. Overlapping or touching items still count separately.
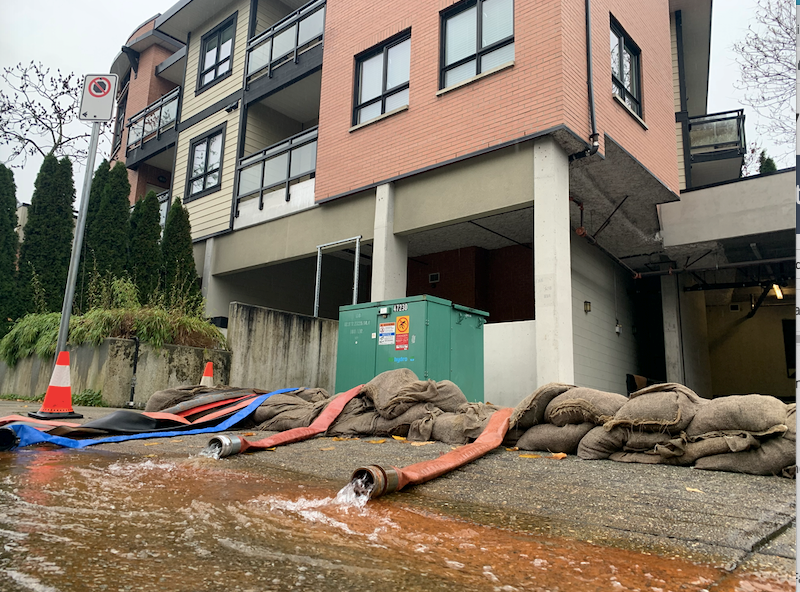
[0,449,792,592]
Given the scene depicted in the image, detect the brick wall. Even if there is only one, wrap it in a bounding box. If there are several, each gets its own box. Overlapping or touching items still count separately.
[315,0,678,201]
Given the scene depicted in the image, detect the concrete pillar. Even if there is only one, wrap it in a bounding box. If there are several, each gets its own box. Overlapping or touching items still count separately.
[371,182,408,301]
[533,137,574,385]
[660,270,685,384]
[201,238,236,320]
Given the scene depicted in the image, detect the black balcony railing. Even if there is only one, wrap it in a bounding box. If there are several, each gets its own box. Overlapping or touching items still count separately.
[235,127,317,215]
[688,109,745,156]
[126,87,180,150]
[246,0,325,81]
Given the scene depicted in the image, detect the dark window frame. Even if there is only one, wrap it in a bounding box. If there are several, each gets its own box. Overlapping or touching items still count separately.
[185,123,227,203]
[610,17,642,118]
[352,30,411,126]
[439,0,515,90]
[196,14,238,95]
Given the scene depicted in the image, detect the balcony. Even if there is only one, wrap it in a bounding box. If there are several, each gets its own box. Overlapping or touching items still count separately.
[688,109,746,188]
[127,88,180,150]
[125,88,180,170]
[234,127,317,230]
[246,0,325,91]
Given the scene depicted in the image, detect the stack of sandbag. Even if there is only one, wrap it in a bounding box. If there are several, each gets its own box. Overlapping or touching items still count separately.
[575,384,795,477]
[577,383,706,462]
[510,384,628,454]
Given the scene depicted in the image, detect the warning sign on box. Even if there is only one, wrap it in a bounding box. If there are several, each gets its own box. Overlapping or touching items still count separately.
[395,333,409,351]
[379,322,395,345]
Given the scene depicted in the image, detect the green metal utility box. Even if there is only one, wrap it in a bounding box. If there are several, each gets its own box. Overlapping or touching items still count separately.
[335,295,488,402]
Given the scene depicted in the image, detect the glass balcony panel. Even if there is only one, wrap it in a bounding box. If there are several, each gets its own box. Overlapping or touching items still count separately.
[239,164,262,195]
[160,98,177,128]
[143,111,159,138]
[690,119,739,148]
[290,141,317,177]
[128,120,143,146]
[263,152,289,187]
[248,38,271,75]
[298,7,325,46]
[272,25,297,60]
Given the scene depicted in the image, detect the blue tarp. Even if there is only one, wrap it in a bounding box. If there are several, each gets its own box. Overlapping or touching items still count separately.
[8,388,297,450]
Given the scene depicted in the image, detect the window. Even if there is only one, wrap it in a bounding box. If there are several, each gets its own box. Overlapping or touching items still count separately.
[353,33,411,126]
[440,0,514,89]
[610,19,641,117]
[186,124,225,201]
[198,16,236,92]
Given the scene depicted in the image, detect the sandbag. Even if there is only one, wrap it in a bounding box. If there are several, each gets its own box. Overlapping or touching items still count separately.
[410,403,501,445]
[655,431,766,466]
[577,426,625,459]
[604,383,706,434]
[622,430,674,452]
[694,436,795,476]
[686,395,788,437]
[328,402,435,437]
[361,369,469,419]
[545,387,628,426]
[253,396,328,432]
[506,383,573,444]
[516,422,594,454]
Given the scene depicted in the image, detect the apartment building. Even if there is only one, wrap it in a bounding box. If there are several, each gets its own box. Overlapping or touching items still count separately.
[109,0,795,402]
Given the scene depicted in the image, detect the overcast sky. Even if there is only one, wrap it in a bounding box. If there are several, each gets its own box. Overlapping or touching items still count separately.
[0,0,791,205]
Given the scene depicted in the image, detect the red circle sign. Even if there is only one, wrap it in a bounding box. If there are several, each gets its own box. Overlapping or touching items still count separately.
[88,77,111,98]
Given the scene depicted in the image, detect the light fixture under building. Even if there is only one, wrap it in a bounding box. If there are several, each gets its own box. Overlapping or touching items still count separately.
[773,284,783,299]
[584,301,591,313]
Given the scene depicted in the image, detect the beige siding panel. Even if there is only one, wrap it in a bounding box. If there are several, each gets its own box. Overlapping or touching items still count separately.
[670,13,681,112]
[172,109,240,239]
[254,0,293,36]
[243,103,304,156]
[180,0,250,121]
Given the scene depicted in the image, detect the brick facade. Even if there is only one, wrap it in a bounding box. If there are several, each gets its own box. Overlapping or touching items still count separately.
[315,0,677,201]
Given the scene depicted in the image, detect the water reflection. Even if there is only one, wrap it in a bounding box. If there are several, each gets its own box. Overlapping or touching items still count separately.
[0,450,792,591]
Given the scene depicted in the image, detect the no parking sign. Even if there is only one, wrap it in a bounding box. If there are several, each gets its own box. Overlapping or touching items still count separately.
[79,74,118,121]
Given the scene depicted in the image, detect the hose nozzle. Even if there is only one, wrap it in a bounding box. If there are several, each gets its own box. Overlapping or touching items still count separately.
[207,434,243,458]
[350,465,400,499]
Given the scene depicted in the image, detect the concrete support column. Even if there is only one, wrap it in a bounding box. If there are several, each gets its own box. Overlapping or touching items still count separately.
[660,270,686,384]
[371,182,408,301]
[533,137,574,385]
[201,238,235,320]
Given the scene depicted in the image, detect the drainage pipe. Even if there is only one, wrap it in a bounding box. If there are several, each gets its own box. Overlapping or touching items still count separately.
[568,0,600,162]
[208,384,363,458]
[351,407,513,499]
[634,256,794,279]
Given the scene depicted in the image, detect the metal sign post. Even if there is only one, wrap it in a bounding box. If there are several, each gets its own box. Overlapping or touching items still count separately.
[54,74,118,359]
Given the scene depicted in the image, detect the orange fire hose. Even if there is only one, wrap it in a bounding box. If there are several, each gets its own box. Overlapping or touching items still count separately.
[208,384,363,457]
[351,406,514,498]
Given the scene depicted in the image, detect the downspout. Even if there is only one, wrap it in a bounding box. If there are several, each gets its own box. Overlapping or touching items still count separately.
[569,0,600,162]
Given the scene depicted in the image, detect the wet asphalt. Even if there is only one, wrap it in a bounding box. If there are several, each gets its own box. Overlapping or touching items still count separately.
[2,400,796,577]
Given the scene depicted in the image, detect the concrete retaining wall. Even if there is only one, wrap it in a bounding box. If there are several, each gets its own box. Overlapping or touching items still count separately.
[0,339,231,408]
[227,302,338,394]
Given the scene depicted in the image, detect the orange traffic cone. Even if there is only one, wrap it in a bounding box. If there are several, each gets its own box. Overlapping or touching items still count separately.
[28,351,83,420]
[200,362,214,387]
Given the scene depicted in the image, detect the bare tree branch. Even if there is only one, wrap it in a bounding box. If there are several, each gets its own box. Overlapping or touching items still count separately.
[0,62,110,168]
[732,0,794,157]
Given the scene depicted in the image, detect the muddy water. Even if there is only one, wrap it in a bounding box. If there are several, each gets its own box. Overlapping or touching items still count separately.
[0,449,792,592]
